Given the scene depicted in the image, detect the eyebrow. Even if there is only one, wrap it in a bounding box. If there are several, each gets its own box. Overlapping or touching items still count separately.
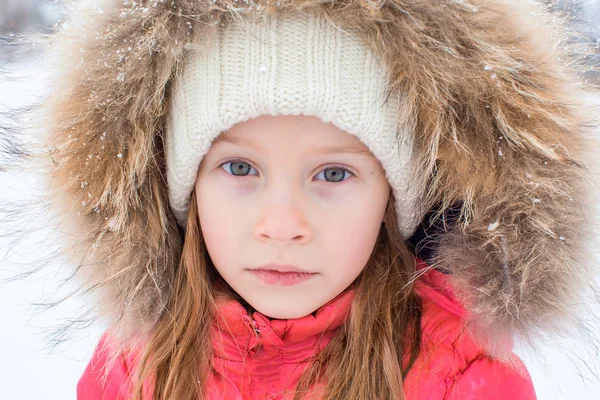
[212,135,374,157]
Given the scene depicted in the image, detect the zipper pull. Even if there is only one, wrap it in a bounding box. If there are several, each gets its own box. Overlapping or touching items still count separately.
[244,314,261,335]
[252,320,261,335]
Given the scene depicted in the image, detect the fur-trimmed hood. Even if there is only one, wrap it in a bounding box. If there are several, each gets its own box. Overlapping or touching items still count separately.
[24,0,599,355]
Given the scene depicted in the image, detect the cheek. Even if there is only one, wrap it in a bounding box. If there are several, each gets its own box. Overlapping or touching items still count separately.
[323,207,384,276]
[195,181,246,265]
[196,177,253,227]
[323,183,388,270]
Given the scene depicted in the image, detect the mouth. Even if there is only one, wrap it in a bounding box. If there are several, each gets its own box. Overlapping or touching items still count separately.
[247,264,318,286]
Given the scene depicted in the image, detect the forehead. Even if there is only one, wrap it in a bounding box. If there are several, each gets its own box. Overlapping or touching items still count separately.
[211,115,375,158]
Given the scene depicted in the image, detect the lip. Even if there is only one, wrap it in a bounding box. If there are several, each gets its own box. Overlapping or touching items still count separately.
[252,264,312,273]
[247,264,317,286]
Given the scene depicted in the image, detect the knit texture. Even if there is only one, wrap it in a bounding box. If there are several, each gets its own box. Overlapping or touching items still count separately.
[165,10,422,238]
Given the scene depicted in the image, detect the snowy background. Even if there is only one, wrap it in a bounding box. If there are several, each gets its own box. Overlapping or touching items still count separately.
[1,1,599,399]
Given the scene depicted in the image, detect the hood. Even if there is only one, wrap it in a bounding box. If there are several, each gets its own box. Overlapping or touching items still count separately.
[25,0,599,354]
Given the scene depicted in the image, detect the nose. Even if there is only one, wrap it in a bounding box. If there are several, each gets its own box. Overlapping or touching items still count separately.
[253,186,312,246]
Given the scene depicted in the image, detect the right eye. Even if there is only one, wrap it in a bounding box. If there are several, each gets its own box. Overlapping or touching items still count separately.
[219,159,258,177]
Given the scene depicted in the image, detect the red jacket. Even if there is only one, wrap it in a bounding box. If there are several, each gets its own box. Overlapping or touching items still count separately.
[77,262,536,399]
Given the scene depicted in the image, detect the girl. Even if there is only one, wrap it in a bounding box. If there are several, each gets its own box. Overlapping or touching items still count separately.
[29,0,598,399]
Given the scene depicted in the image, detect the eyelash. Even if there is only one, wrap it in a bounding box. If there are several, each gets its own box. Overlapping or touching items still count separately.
[217,158,355,182]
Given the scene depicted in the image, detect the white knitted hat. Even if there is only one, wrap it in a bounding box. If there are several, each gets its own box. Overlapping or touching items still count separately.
[165,11,422,238]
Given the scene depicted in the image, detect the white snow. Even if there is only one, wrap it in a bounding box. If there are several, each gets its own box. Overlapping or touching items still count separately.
[487,221,500,231]
[0,55,105,400]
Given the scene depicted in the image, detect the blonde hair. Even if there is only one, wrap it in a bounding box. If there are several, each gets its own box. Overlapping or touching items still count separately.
[132,188,422,399]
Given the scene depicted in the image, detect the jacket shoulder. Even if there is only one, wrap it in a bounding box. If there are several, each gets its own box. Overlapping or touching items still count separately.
[444,354,536,399]
[77,332,136,400]
[405,267,537,399]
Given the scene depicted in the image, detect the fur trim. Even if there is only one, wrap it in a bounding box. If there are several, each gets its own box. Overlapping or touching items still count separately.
[22,0,600,355]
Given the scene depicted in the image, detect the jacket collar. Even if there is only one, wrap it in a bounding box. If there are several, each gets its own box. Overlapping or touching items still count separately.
[211,289,353,361]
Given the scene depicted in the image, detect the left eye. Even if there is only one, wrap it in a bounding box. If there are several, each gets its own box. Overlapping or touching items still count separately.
[315,167,354,183]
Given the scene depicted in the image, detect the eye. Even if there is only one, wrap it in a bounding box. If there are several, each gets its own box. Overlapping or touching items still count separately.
[315,166,354,183]
[219,159,258,177]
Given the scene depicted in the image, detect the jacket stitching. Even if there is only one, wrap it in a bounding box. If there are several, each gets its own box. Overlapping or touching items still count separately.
[442,353,487,400]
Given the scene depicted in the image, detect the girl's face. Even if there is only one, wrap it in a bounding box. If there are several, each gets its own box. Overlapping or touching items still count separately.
[195,114,390,319]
